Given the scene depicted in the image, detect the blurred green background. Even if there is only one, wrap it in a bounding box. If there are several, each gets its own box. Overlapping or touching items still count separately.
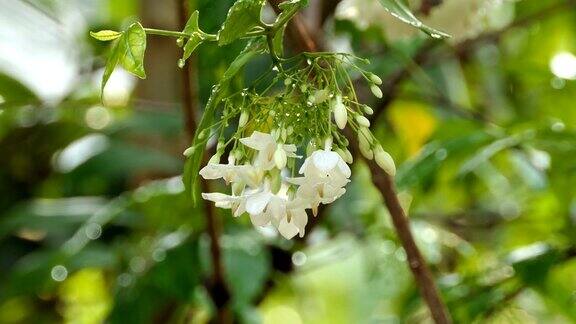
[1,0,576,323]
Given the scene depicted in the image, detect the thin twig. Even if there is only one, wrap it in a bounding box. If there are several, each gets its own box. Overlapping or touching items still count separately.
[177,1,231,322]
[363,155,452,323]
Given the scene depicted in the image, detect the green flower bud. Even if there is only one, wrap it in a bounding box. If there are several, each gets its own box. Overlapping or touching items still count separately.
[356,115,371,128]
[368,73,383,85]
[374,145,396,176]
[370,84,383,99]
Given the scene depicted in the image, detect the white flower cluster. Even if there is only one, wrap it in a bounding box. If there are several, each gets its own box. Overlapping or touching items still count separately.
[200,131,351,239]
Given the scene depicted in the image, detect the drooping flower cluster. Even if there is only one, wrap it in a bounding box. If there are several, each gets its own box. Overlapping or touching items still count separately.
[200,132,351,239]
[186,53,396,239]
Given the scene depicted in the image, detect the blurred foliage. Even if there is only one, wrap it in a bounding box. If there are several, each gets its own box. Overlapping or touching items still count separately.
[0,0,575,323]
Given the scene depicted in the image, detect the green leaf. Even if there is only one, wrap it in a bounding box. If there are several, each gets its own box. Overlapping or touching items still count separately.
[101,39,122,95]
[182,36,202,63]
[118,22,147,79]
[100,22,147,95]
[376,0,450,39]
[90,30,122,41]
[182,10,200,35]
[184,39,266,203]
[179,11,205,65]
[218,0,265,45]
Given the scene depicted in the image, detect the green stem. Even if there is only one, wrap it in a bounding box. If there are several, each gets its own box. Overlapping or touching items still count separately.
[267,32,281,66]
[144,28,190,38]
[143,28,218,41]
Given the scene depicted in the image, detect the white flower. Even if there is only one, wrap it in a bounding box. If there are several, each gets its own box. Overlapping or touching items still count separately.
[288,148,352,214]
[240,131,299,170]
[243,187,310,239]
[277,201,308,239]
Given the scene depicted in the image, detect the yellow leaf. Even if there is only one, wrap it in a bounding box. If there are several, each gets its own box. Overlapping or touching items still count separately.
[90,30,122,41]
[388,101,437,156]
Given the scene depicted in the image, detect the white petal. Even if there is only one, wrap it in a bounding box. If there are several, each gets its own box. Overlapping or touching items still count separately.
[239,131,274,151]
[337,160,352,178]
[267,195,287,220]
[199,164,224,180]
[298,158,310,174]
[201,192,234,209]
[245,191,272,215]
[290,208,308,237]
[286,177,307,185]
[250,212,270,226]
[278,217,299,239]
[311,150,339,173]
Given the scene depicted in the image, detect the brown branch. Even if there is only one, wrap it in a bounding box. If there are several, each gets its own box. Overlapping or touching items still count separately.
[177,1,231,323]
[266,1,451,322]
[364,156,451,323]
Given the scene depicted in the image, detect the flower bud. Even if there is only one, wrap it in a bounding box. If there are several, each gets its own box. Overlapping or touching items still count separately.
[332,95,348,129]
[356,115,371,128]
[344,149,354,164]
[238,111,249,127]
[358,127,374,160]
[359,138,373,160]
[208,153,221,164]
[217,140,226,152]
[370,84,383,98]
[274,144,287,169]
[374,145,396,176]
[183,147,195,157]
[233,149,244,161]
[364,105,374,115]
[306,141,315,156]
[336,148,353,164]
[368,73,383,85]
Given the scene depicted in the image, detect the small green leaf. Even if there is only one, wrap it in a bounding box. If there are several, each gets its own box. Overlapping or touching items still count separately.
[118,22,147,79]
[182,10,200,35]
[181,35,203,64]
[179,11,205,66]
[377,0,450,39]
[218,0,265,45]
[90,30,123,41]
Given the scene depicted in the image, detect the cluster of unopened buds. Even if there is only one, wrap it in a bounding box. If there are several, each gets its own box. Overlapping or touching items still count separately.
[200,131,351,239]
